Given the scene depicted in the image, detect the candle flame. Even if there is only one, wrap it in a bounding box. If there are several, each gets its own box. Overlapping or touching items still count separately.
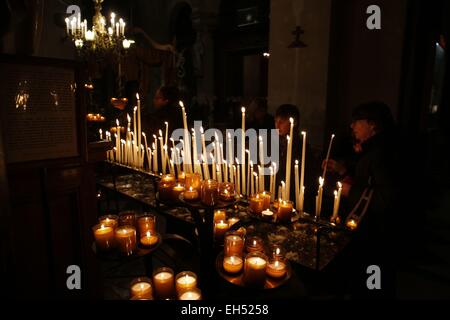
[259,135,262,142]
[134,106,137,112]
[286,135,290,142]
[136,93,140,100]
[302,131,306,136]
[159,129,163,137]
[146,231,151,237]
[332,134,335,139]
[235,158,239,165]
[153,134,157,139]
[334,190,338,196]
[289,117,294,124]
[241,107,245,113]
[319,177,324,186]
[116,119,119,126]
[200,126,204,134]
[142,132,146,137]
[337,181,342,188]
[250,160,253,166]
[165,121,168,126]
[253,172,258,177]
[295,160,299,165]
[227,132,231,139]
[127,114,131,122]
[179,100,184,108]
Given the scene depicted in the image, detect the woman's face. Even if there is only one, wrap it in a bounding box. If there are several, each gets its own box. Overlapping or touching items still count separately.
[275,117,291,136]
[351,119,376,143]
[153,89,168,109]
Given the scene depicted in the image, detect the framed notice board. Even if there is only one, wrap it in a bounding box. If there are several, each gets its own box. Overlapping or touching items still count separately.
[0,55,82,164]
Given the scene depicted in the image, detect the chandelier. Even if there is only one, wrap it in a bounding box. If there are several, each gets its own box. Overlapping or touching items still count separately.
[65,0,134,58]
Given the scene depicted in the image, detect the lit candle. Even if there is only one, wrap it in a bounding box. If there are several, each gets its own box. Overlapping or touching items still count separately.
[200,127,209,179]
[315,177,324,219]
[224,232,244,257]
[322,134,335,183]
[260,191,271,210]
[331,190,339,222]
[259,135,265,191]
[159,130,166,174]
[98,215,119,229]
[214,220,229,241]
[241,107,246,197]
[244,253,267,287]
[137,214,156,234]
[114,226,136,256]
[178,288,202,300]
[110,12,115,30]
[153,135,158,173]
[277,200,293,223]
[116,119,120,163]
[223,255,244,274]
[266,259,287,278]
[153,267,175,300]
[249,193,264,215]
[227,132,233,178]
[245,236,264,253]
[171,183,185,202]
[254,172,259,196]
[130,277,153,299]
[294,160,300,211]
[201,179,219,206]
[299,132,306,212]
[228,217,240,227]
[249,161,254,195]
[346,219,358,230]
[65,17,69,34]
[92,224,114,251]
[184,186,199,201]
[236,159,241,195]
[246,150,251,196]
[136,93,142,166]
[214,209,227,222]
[272,162,277,201]
[285,118,294,201]
[140,231,159,247]
[261,209,274,221]
[175,271,197,295]
[210,153,216,181]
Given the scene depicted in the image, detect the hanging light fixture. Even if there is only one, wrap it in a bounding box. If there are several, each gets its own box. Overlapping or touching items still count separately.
[64,0,134,57]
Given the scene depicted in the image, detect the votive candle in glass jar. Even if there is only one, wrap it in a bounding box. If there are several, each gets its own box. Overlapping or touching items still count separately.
[249,194,264,215]
[118,210,136,227]
[224,231,244,257]
[178,287,202,300]
[214,220,229,242]
[153,267,175,300]
[219,182,235,201]
[183,186,199,201]
[222,255,243,274]
[98,214,119,229]
[114,225,136,256]
[177,171,186,184]
[171,183,185,202]
[130,277,153,299]
[243,251,268,287]
[259,191,271,210]
[140,231,159,247]
[201,179,219,206]
[161,174,176,184]
[185,172,201,191]
[277,200,293,223]
[245,236,264,253]
[92,224,115,251]
[158,181,175,202]
[214,209,227,223]
[137,213,156,235]
[175,271,197,295]
[227,217,240,227]
[266,258,287,279]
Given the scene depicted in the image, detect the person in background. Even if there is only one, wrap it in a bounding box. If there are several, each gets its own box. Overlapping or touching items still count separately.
[274,104,319,208]
[247,97,275,131]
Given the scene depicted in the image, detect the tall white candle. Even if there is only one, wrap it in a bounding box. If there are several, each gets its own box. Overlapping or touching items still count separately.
[200,127,209,179]
[322,134,335,183]
[295,160,300,211]
[250,161,254,195]
[272,162,277,201]
[241,107,246,198]
[299,132,306,212]
[116,119,121,163]
[254,172,259,195]
[259,136,265,191]
[269,166,274,201]
[281,181,286,201]
[331,182,342,222]
[246,150,251,196]
[285,118,294,201]
[136,94,142,167]
[99,128,103,140]
[315,177,324,219]
[159,131,165,174]
[236,158,241,195]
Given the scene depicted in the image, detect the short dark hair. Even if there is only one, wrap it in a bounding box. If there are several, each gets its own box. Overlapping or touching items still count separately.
[351,101,394,133]
[275,104,300,125]
[158,85,179,105]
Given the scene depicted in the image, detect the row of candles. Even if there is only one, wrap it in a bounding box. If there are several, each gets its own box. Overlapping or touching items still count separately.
[92,212,159,255]
[130,269,202,300]
[101,96,342,222]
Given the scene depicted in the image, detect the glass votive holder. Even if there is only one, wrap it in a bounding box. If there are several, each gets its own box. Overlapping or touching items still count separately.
[130,277,153,299]
[185,172,201,191]
[178,287,202,300]
[201,179,219,206]
[153,267,175,300]
[214,209,227,223]
[214,220,229,242]
[118,210,136,227]
[261,209,274,221]
[243,251,268,287]
[175,271,198,296]
[171,183,185,202]
[259,191,271,210]
[98,214,119,229]
[277,200,293,223]
[269,244,285,259]
[92,223,115,251]
[245,236,264,253]
[219,182,235,201]
[266,257,288,279]
[183,186,199,201]
[137,213,156,235]
[114,225,137,256]
[158,181,175,202]
[161,174,176,185]
[140,230,159,247]
[222,255,244,274]
[249,194,264,215]
[224,231,244,257]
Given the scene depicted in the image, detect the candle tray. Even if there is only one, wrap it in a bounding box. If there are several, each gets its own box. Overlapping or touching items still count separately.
[92,232,162,261]
[215,252,291,290]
